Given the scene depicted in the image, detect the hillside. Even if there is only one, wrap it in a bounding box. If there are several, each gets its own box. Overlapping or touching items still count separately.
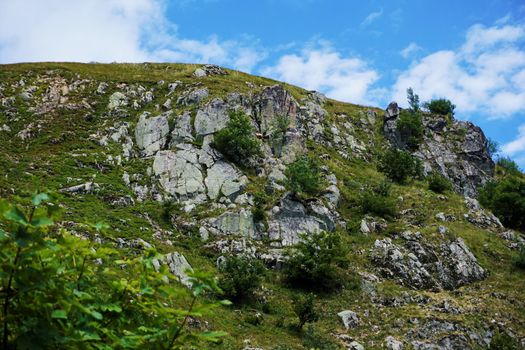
[0,62,524,350]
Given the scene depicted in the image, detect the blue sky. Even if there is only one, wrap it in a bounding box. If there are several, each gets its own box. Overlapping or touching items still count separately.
[1,0,525,167]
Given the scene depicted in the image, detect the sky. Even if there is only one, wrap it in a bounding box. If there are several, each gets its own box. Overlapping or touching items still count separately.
[1,0,525,168]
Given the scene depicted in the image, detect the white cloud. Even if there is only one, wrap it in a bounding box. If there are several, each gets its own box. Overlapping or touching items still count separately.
[400,42,422,59]
[392,22,525,118]
[502,124,525,156]
[262,45,380,105]
[361,9,383,27]
[0,0,264,72]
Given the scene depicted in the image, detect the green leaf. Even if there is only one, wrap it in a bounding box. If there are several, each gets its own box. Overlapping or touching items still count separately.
[91,310,103,320]
[30,216,54,227]
[51,309,68,319]
[3,206,28,225]
[0,229,9,240]
[32,193,50,206]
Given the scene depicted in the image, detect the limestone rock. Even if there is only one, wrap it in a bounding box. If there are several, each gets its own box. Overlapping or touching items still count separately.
[386,336,404,350]
[194,98,230,136]
[337,310,359,329]
[193,64,228,77]
[153,252,193,287]
[177,88,209,106]
[203,209,256,238]
[152,147,207,204]
[205,160,248,200]
[108,92,128,110]
[169,111,194,146]
[255,85,298,134]
[135,112,170,156]
[60,182,100,194]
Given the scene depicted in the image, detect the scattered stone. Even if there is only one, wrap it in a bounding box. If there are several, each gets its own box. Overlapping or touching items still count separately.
[337,310,359,329]
[59,182,100,194]
[153,252,193,287]
[385,336,403,350]
[108,92,128,109]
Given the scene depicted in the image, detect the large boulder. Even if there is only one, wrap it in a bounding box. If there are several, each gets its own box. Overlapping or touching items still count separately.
[135,111,170,156]
[203,209,256,238]
[153,252,193,287]
[254,85,298,134]
[169,111,194,146]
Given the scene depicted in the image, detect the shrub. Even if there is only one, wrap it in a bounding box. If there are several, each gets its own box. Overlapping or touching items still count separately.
[270,115,290,157]
[373,180,392,197]
[0,194,228,349]
[425,98,456,116]
[379,148,422,183]
[285,155,322,196]
[479,176,525,231]
[397,109,424,149]
[490,330,520,349]
[283,231,348,291]
[497,157,521,176]
[213,110,261,163]
[218,255,265,301]
[513,247,525,270]
[427,171,452,193]
[360,191,397,219]
[292,293,319,330]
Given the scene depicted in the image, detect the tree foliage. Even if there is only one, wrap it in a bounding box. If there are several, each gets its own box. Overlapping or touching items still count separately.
[379,149,422,184]
[427,171,452,194]
[406,87,420,112]
[424,98,456,116]
[479,176,525,232]
[218,255,265,302]
[283,232,348,292]
[292,293,318,330]
[285,155,322,196]
[397,109,424,150]
[213,110,261,164]
[0,194,228,349]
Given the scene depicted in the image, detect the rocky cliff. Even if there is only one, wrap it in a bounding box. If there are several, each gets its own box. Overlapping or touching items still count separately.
[0,63,523,349]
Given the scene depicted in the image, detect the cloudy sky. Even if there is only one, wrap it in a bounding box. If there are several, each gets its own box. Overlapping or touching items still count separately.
[1,0,525,167]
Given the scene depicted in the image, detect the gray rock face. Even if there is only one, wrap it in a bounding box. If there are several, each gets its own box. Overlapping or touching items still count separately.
[360,216,387,235]
[463,197,503,231]
[153,146,207,204]
[383,104,494,196]
[135,112,170,156]
[169,111,194,146]
[193,64,228,77]
[203,209,256,238]
[255,85,298,134]
[194,98,230,136]
[386,336,404,350]
[205,160,248,200]
[371,234,485,290]
[266,194,336,246]
[177,88,209,106]
[337,310,359,329]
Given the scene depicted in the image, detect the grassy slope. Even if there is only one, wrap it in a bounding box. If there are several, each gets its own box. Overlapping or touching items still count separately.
[0,63,523,349]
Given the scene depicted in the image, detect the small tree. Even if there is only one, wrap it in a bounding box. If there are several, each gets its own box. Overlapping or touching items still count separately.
[497,157,521,176]
[292,293,319,330]
[361,190,397,219]
[284,231,348,291]
[513,247,525,270]
[285,155,322,196]
[424,98,456,116]
[427,171,452,193]
[218,255,265,302]
[487,138,499,158]
[407,87,420,112]
[379,148,422,183]
[213,110,261,163]
[479,176,525,231]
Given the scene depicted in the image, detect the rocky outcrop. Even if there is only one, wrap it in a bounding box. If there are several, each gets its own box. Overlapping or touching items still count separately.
[383,103,494,196]
[337,310,359,329]
[194,98,230,136]
[202,209,256,238]
[254,85,298,134]
[205,160,248,200]
[193,64,228,77]
[153,252,193,287]
[266,194,336,246]
[371,232,485,290]
[135,111,170,157]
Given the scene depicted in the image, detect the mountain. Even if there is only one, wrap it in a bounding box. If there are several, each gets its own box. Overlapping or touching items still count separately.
[0,62,524,349]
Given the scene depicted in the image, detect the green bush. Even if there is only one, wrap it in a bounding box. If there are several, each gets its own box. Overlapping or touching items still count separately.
[425,98,456,116]
[479,176,525,232]
[427,171,452,193]
[285,155,322,196]
[292,293,319,330]
[487,138,499,157]
[218,255,265,301]
[283,231,348,292]
[0,194,228,349]
[270,115,290,157]
[213,110,261,163]
[513,247,525,270]
[397,109,424,149]
[379,148,422,183]
[360,191,397,219]
[373,180,392,197]
[490,330,520,349]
